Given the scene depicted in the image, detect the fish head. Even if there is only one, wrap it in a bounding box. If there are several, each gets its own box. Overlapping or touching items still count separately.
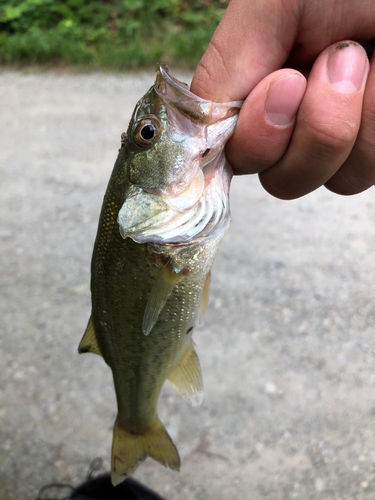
[124,73,183,193]
[119,65,242,244]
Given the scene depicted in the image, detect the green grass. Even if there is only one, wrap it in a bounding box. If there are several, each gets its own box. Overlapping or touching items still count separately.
[0,0,229,69]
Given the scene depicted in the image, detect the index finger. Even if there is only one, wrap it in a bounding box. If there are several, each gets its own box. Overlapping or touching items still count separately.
[190,0,298,102]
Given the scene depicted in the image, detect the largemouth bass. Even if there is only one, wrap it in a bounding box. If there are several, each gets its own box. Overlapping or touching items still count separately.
[79,66,241,486]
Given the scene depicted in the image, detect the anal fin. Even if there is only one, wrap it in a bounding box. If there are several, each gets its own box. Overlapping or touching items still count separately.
[143,264,183,336]
[78,315,102,356]
[168,343,203,406]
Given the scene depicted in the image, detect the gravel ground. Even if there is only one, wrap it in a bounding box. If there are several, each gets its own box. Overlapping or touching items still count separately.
[1,69,375,500]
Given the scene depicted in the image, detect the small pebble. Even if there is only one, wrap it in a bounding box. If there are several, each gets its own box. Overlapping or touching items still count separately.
[315,478,325,492]
[265,382,277,394]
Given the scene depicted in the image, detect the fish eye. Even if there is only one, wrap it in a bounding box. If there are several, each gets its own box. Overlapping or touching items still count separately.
[134,118,160,147]
[141,124,155,140]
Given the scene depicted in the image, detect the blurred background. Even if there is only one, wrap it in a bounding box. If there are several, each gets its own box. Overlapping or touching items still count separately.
[2,2,375,500]
[0,0,228,69]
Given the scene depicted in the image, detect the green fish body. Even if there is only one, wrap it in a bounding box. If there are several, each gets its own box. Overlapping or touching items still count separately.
[79,66,241,485]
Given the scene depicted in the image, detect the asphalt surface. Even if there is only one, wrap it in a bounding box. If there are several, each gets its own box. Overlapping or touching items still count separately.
[1,69,375,500]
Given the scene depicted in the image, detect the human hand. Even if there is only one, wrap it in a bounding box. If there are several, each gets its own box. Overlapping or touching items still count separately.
[191,0,375,198]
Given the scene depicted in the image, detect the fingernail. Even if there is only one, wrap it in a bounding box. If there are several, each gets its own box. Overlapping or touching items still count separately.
[265,73,306,127]
[328,42,368,93]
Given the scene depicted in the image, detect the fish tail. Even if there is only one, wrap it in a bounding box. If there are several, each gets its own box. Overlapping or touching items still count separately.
[111,415,180,486]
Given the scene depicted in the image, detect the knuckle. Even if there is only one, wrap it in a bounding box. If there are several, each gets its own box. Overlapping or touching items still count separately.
[192,39,231,102]
[363,105,375,126]
[209,39,230,80]
[326,156,375,195]
[309,119,357,152]
[192,61,215,100]
[325,168,368,195]
[259,170,298,200]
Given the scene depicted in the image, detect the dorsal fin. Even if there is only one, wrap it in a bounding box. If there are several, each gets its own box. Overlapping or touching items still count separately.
[142,264,183,336]
[78,316,102,356]
[168,343,203,406]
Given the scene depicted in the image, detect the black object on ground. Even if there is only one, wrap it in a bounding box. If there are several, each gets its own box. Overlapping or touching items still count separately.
[36,458,166,500]
[71,473,166,500]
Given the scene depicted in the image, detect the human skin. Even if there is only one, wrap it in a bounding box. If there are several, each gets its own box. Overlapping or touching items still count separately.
[191,0,375,199]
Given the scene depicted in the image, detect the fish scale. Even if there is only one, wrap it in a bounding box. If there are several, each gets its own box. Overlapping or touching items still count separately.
[79,65,241,485]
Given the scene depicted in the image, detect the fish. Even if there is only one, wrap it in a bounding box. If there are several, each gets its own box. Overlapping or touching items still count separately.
[78,65,241,486]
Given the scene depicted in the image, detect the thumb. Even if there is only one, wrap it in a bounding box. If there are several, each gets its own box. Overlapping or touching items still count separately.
[191,0,299,102]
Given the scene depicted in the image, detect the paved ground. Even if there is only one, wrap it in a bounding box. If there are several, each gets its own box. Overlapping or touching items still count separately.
[1,69,375,500]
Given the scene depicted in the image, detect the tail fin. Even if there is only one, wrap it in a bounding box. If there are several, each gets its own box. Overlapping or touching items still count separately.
[111,416,180,486]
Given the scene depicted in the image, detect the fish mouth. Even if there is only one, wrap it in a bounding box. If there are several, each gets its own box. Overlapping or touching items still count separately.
[155,65,241,125]
[118,67,242,245]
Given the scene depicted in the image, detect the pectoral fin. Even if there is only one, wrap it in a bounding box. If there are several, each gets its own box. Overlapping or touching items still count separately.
[142,264,183,336]
[168,344,203,406]
[78,316,102,356]
[198,271,211,323]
